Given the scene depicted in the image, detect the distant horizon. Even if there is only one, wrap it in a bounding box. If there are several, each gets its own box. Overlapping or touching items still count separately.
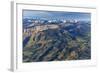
[23,10,91,21]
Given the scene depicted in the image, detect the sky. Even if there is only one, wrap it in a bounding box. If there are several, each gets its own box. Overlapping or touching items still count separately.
[23,10,91,21]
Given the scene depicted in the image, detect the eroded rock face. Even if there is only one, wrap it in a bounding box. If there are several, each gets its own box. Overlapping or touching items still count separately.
[23,22,91,62]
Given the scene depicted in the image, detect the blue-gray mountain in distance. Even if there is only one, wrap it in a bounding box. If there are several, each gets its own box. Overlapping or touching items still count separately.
[23,10,91,21]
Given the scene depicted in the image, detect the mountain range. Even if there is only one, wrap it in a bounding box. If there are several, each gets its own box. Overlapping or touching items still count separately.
[23,21,91,62]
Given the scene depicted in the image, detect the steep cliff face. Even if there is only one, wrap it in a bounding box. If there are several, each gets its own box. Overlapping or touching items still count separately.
[23,22,91,62]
